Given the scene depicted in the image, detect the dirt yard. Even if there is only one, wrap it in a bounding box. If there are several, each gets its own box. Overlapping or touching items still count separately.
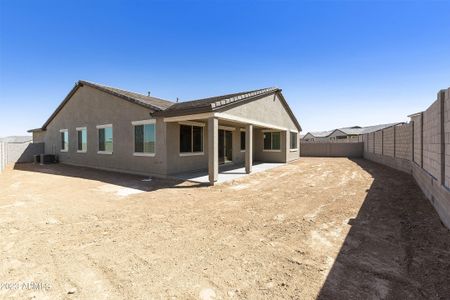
[0,158,449,299]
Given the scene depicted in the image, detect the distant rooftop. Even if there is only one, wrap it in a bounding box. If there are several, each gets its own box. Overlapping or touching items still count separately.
[304,122,404,138]
[0,136,32,143]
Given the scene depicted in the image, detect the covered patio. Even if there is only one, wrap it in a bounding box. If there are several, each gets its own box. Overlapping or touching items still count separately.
[156,88,301,185]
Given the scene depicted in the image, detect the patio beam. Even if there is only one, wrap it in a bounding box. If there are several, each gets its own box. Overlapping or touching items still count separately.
[245,124,253,174]
[208,117,219,184]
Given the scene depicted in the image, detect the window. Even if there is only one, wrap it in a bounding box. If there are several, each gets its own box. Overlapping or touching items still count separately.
[133,120,156,156]
[179,123,204,155]
[290,132,298,150]
[240,131,246,151]
[263,131,281,151]
[77,127,87,152]
[97,124,113,154]
[60,129,68,152]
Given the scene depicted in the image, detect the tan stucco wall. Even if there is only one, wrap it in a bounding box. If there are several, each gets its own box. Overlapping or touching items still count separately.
[222,94,299,132]
[32,131,46,143]
[43,85,168,176]
[41,87,301,176]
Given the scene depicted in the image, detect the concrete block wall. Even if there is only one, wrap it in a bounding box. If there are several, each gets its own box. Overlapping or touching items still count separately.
[0,142,6,173]
[300,142,363,157]
[423,98,442,181]
[383,127,395,157]
[0,142,44,173]
[362,87,450,229]
[395,123,412,160]
[444,89,450,188]
[375,131,383,154]
[411,113,423,166]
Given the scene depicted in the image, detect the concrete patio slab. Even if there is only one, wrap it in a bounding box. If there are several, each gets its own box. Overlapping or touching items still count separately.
[173,162,284,184]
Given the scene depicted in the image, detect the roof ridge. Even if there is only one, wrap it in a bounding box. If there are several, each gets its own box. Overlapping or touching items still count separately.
[79,80,175,104]
[182,87,277,104]
[209,87,278,109]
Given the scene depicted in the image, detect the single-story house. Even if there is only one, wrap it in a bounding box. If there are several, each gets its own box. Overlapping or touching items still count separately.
[302,123,403,142]
[29,81,301,184]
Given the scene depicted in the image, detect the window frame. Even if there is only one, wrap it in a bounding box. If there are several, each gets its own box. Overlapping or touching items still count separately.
[132,119,156,157]
[76,127,87,153]
[290,131,298,151]
[240,129,246,152]
[59,129,68,152]
[96,124,113,155]
[262,130,281,152]
[179,121,205,156]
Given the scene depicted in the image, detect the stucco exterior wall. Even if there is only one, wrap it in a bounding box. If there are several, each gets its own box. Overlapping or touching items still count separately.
[32,131,46,143]
[223,94,299,132]
[43,85,167,176]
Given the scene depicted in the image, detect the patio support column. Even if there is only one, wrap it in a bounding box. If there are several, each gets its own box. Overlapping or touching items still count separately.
[208,117,218,185]
[285,130,289,163]
[245,124,253,174]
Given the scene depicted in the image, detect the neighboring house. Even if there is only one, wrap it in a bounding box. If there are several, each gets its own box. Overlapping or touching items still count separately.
[302,123,404,142]
[29,81,301,184]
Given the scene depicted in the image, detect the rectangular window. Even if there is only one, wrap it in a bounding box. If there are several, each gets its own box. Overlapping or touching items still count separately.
[180,124,204,155]
[263,131,281,151]
[77,127,87,152]
[60,129,68,152]
[134,122,155,155]
[97,125,113,154]
[290,132,298,149]
[240,131,246,151]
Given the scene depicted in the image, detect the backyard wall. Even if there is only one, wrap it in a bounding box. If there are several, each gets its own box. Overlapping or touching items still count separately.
[0,142,44,173]
[362,87,450,229]
[300,142,363,157]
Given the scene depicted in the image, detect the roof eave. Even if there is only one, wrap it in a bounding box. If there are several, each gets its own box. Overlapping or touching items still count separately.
[27,128,45,133]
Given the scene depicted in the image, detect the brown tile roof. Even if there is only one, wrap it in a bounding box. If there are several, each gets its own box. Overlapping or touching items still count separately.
[79,81,175,110]
[155,87,279,116]
[34,81,301,132]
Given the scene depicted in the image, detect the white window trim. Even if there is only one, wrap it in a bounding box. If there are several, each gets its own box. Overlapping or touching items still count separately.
[290,131,298,151]
[96,124,113,129]
[133,152,155,157]
[132,120,156,156]
[179,124,205,156]
[76,127,87,153]
[132,119,156,126]
[97,151,113,155]
[59,129,68,152]
[219,125,235,131]
[179,152,204,157]
[240,130,246,152]
[263,131,281,152]
[179,121,205,127]
[97,124,113,154]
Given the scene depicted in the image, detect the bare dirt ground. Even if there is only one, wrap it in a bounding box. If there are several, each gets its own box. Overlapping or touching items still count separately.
[0,158,449,300]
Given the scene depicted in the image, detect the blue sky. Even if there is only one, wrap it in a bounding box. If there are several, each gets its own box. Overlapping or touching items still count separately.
[1,0,449,137]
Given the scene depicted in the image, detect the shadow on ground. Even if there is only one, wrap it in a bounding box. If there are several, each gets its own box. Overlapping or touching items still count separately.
[318,159,450,299]
[13,163,208,191]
